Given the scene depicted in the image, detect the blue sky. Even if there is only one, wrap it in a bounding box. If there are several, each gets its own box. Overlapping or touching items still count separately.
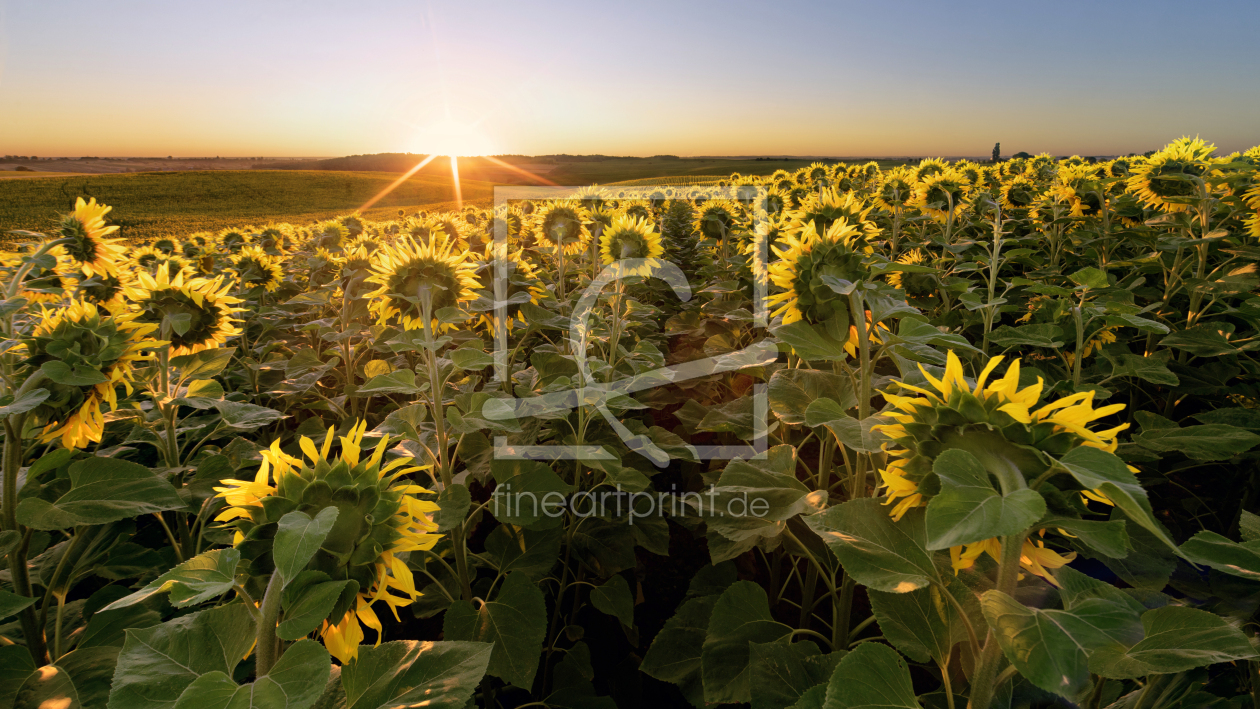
[2,0,1257,157]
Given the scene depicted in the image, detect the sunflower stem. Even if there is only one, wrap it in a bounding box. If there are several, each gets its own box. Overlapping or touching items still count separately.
[3,414,48,665]
[967,530,1027,709]
[255,570,284,677]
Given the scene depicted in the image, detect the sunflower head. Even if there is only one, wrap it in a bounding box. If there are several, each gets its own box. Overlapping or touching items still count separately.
[911,158,948,183]
[152,238,179,255]
[126,269,244,356]
[620,200,654,223]
[886,249,935,299]
[213,422,441,663]
[317,222,350,251]
[74,265,136,312]
[23,299,159,448]
[875,168,916,212]
[787,187,881,242]
[693,199,741,242]
[533,202,592,256]
[999,175,1041,211]
[599,215,664,277]
[340,214,365,237]
[744,216,788,282]
[1052,165,1104,217]
[1127,136,1218,212]
[56,197,126,279]
[874,351,1129,516]
[256,225,289,255]
[365,233,479,332]
[767,217,871,328]
[233,245,284,293]
[914,169,971,220]
[472,243,547,333]
[218,228,250,254]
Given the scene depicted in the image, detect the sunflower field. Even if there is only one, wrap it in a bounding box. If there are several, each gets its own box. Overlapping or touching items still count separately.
[2,136,1260,709]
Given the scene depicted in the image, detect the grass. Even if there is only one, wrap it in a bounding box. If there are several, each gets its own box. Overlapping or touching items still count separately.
[0,170,493,244]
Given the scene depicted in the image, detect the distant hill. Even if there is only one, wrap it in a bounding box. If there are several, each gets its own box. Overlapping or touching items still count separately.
[254,153,912,185]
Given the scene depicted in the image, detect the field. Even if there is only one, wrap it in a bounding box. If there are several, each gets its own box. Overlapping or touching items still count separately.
[3,138,1260,709]
[0,169,495,243]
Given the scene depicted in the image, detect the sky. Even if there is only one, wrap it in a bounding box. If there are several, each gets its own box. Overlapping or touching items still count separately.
[2,0,1258,158]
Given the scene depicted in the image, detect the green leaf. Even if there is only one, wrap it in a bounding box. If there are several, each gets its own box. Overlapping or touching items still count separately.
[1069,267,1111,289]
[819,642,918,709]
[1180,530,1260,582]
[482,525,562,583]
[0,387,49,417]
[14,646,119,709]
[169,639,329,709]
[0,645,37,708]
[1056,446,1179,553]
[749,640,841,709]
[171,347,236,379]
[986,324,1065,349]
[213,400,286,431]
[1242,510,1260,543]
[278,578,354,642]
[101,548,240,612]
[450,347,494,370]
[16,456,185,530]
[1108,354,1179,386]
[489,459,574,528]
[1133,423,1260,461]
[640,595,718,706]
[924,449,1046,550]
[357,369,423,395]
[1038,516,1130,558]
[544,641,618,709]
[804,499,940,593]
[442,571,545,689]
[804,400,886,453]
[107,603,256,709]
[1159,325,1240,357]
[433,483,471,533]
[341,640,493,709]
[773,321,854,362]
[981,590,1142,697]
[768,369,856,425]
[1089,606,1258,679]
[590,574,635,628]
[41,360,109,386]
[273,507,339,585]
[0,587,37,622]
[869,577,976,665]
[701,580,793,704]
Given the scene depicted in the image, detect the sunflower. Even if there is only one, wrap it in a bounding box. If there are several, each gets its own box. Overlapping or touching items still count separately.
[532,202,592,256]
[620,200,654,223]
[599,215,664,277]
[214,421,441,664]
[339,214,366,237]
[472,243,547,333]
[24,299,159,448]
[232,245,284,292]
[999,175,1041,212]
[152,237,180,255]
[126,269,244,356]
[4,246,75,304]
[132,247,192,280]
[767,217,875,341]
[430,216,475,251]
[692,199,742,242]
[315,221,350,252]
[56,197,127,279]
[910,158,948,183]
[786,187,881,242]
[365,233,479,332]
[874,351,1131,585]
[874,168,916,213]
[913,169,970,221]
[255,225,290,255]
[948,536,1075,585]
[1051,165,1104,217]
[74,265,136,312]
[572,184,610,210]
[886,249,934,299]
[1244,183,1260,238]
[744,216,788,282]
[218,228,250,254]
[1127,136,1218,212]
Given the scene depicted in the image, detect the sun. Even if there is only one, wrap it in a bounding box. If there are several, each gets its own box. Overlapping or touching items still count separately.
[412,118,494,157]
